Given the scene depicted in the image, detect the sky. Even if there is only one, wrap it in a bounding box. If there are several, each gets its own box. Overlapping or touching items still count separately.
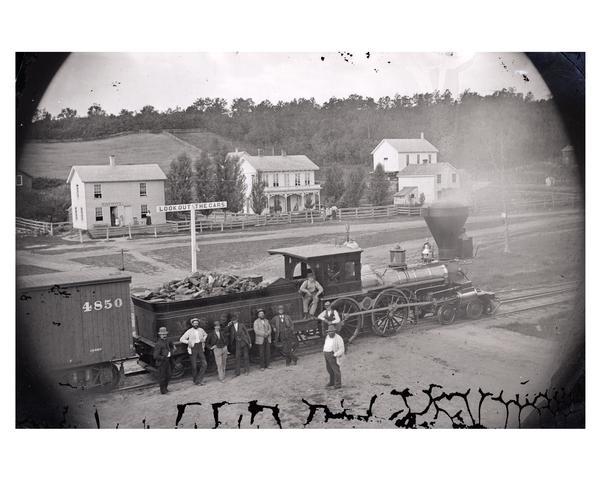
[38,52,551,116]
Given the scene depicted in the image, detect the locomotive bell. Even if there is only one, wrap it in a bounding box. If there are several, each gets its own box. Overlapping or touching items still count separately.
[389,244,407,270]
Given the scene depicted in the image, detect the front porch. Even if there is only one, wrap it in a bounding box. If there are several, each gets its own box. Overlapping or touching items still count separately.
[266,189,321,213]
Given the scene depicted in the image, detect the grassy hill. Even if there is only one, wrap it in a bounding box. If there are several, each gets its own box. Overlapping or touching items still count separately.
[18,130,250,179]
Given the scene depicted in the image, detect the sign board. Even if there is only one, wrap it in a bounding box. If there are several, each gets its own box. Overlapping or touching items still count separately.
[156,201,227,213]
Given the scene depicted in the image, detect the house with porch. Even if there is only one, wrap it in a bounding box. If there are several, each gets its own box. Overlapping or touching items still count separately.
[66,155,167,230]
[230,151,321,214]
[372,133,439,174]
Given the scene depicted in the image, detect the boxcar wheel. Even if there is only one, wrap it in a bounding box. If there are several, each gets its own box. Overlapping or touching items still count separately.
[331,297,363,344]
[371,289,410,336]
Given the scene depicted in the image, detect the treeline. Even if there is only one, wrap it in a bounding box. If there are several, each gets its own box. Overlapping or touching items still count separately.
[29,89,569,176]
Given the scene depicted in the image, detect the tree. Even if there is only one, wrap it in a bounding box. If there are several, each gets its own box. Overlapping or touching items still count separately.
[87,103,106,117]
[250,179,267,214]
[193,151,216,216]
[166,152,194,205]
[57,107,77,119]
[368,163,389,206]
[322,164,345,205]
[340,167,367,207]
[214,147,246,212]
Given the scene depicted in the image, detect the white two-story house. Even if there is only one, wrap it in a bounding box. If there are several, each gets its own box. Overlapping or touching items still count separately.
[371,133,439,173]
[230,151,321,214]
[66,156,167,230]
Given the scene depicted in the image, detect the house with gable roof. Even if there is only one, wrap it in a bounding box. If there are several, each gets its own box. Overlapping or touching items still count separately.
[66,155,167,230]
[371,133,439,173]
[229,150,321,214]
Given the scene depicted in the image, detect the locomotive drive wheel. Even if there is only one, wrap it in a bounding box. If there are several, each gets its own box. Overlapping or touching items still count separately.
[371,289,410,336]
[437,304,457,325]
[171,357,186,379]
[330,297,363,344]
[465,300,484,320]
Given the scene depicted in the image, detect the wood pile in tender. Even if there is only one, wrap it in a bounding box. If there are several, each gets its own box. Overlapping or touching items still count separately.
[134,272,266,302]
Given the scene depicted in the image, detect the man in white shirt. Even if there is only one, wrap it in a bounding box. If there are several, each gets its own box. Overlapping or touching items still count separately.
[299,272,324,319]
[323,325,344,389]
[253,308,272,370]
[179,317,208,385]
[318,300,341,334]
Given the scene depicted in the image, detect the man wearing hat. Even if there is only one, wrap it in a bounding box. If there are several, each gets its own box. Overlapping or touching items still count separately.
[179,318,208,385]
[227,313,252,376]
[317,300,341,335]
[323,325,345,389]
[271,305,298,366]
[299,272,324,319]
[153,326,174,394]
[253,308,272,370]
[207,319,229,382]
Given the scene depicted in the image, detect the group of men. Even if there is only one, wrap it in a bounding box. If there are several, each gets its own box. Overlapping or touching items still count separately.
[152,298,346,394]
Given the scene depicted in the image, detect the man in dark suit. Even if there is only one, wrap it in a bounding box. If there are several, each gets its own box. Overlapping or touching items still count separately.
[271,305,298,366]
[153,326,174,394]
[227,313,252,376]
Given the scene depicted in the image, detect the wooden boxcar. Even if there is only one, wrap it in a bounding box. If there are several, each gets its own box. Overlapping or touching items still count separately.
[17,271,133,388]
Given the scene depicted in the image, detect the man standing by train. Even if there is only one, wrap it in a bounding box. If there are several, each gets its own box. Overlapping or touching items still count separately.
[179,318,208,385]
[299,272,324,319]
[153,326,174,394]
[323,325,344,389]
[271,305,298,366]
[253,308,272,370]
[227,313,252,376]
[317,300,341,334]
[207,320,229,382]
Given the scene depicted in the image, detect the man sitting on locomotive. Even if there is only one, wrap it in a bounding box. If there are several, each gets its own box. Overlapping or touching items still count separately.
[299,271,324,319]
[317,300,341,334]
[179,318,208,386]
[153,326,174,394]
[422,238,434,263]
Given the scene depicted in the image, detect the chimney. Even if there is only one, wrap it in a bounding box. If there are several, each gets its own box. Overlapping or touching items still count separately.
[420,132,424,139]
[109,155,116,166]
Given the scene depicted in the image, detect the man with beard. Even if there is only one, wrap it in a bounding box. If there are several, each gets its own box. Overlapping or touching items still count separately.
[179,317,208,385]
[153,326,174,394]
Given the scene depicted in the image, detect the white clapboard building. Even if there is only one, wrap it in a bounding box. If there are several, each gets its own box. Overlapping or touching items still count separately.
[394,162,461,205]
[67,156,167,230]
[229,150,321,214]
[371,133,439,173]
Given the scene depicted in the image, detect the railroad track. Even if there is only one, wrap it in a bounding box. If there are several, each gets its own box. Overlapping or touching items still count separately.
[113,283,579,393]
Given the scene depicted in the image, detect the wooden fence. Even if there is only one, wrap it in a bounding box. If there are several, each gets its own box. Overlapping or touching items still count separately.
[16,217,70,236]
[88,223,178,239]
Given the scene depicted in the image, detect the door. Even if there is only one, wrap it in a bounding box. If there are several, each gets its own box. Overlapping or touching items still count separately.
[123,205,132,225]
[110,206,118,226]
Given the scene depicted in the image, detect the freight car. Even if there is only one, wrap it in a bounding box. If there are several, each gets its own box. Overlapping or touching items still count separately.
[17,271,133,388]
[132,201,497,374]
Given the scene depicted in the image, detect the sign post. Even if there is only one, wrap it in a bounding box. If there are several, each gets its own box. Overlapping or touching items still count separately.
[157,201,227,273]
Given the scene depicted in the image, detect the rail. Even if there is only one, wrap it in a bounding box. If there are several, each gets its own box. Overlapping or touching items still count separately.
[16,217,71,236]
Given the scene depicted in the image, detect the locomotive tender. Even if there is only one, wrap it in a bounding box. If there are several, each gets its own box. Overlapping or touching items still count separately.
[16,201,496,387]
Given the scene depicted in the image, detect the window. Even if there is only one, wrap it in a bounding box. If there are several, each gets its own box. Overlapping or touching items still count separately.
[80,207,84,220]
[94,184,102,198]
[74,208,78,221]
[452,173,457,183]
[139,182,147,196]
[406,154,409,163]
[436,174,442,184]
[95,207,103,221]
[16,175,23,186]
[383,157,388,162]
[273,173,279,187]
[428,153,432,163]
[304,173,311,185]
[141,204,148,218]
[76,184,79,198]
[295,173,301,186]
[417,154,421,164]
